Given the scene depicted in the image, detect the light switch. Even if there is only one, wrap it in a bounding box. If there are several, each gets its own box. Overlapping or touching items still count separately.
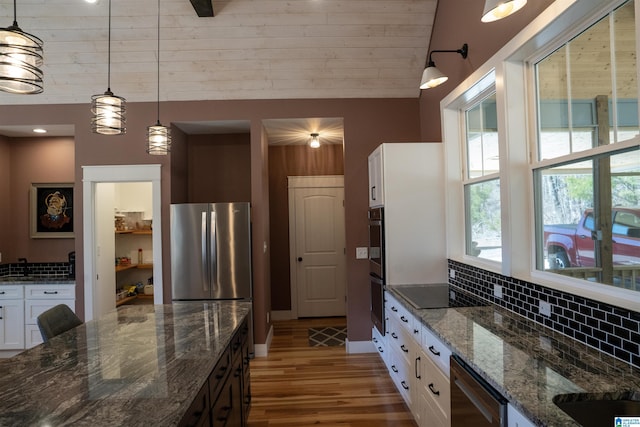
[356,247,368,259]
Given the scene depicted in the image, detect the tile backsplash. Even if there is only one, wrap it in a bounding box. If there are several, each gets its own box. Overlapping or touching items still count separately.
[448,259,640,368]
[0,262,71,278]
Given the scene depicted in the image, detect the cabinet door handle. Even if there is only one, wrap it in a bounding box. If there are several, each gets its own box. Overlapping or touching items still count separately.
[415,356,421,379]
[428,383,440,396]
[0,305,3,319]
[429,345,441,356]
[44,291,59,295]
[0,291,5,294]
[371,185,376,201]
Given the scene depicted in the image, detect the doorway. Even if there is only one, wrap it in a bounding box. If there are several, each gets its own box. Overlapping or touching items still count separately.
[82,165,163,321]
[288,176,346,318]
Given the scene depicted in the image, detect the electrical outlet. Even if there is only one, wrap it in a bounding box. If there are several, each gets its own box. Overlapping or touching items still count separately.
[449,268,455,279]
[494,284,503,299]
[267,312,270,324]
[450,290,456,301]
[539,300,552,317]
[356,247,368,259]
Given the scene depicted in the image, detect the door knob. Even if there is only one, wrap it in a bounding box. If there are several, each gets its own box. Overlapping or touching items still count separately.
[297,257,303,262]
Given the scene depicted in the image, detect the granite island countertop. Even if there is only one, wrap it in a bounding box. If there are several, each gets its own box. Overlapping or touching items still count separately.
[386,287,640,427]
[0,301,251,426]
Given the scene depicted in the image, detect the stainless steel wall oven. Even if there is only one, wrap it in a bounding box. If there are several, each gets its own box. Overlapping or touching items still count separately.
[369,207,385,335]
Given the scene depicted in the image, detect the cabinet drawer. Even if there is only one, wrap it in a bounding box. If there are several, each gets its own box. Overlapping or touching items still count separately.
[386,293,414,335]
[421,351,450,420]
[25,300,75,325]
[25,285,76,300]
[209,346,232,402]
[0,285,23,299]
[422,325,452,374]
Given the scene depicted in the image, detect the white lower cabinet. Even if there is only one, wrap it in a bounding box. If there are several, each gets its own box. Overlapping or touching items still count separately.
[417,347,450,427]
[0,286,25,350]
[24,284,76,348]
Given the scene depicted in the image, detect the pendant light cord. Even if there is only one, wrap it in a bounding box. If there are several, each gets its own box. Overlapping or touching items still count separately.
[12,0,18,26]
[107,0,112,92]
[156,0,161,123]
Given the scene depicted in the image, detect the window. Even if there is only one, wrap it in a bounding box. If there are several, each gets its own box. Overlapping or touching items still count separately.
[534,0,640,290]
[464,92,502,262]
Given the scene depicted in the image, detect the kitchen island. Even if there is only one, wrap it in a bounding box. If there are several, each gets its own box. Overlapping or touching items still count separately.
[0,301,252,426]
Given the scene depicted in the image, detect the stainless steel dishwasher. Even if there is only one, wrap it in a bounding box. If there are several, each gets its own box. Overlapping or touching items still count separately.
[450,354,507,427]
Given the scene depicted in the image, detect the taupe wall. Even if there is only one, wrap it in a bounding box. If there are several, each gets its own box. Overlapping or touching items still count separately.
[419,0,556,141]
[187,133,252,203]
[0,136,75,264]
[268,143,345,311]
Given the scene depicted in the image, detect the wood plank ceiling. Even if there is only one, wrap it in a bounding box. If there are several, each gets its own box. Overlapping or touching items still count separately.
[0,0,437,106]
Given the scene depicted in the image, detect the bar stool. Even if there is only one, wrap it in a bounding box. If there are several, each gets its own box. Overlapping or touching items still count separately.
[37,304,83,342]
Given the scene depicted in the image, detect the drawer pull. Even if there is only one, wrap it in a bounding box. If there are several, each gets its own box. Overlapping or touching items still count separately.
[400,315,408,323]
[391,364,398,373]
[413,329,419,334]
[391,306,398,312]
[401,381,409,390]
[428,345,441,356]
[428,383,440,396]
[0,291,4,294]
[0,305,3,319]
[44,291,59,295]
[378,346,384,353]
[391,332,398,339]
[401,344,409,353]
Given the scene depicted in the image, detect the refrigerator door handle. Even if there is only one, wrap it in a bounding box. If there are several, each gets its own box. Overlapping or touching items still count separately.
[210,210,217,295]
[201,211,209,293]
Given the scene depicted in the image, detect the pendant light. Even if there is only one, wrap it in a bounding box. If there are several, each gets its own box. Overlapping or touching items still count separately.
[309,133,320,148]
[0,0,43,94]
[91,0,126,135]
[419,44,468,90]
[481,0,527,23]
[147,0,171,155]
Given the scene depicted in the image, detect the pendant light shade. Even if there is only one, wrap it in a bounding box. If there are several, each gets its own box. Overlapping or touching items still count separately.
[91,90,126,135]
[147,122,171,155]
[419,44,468,90]
[147,0,171,155]
[91,0,126,135]
[309,133,320,148]
[481,0,527,23]
[0,0,43,94]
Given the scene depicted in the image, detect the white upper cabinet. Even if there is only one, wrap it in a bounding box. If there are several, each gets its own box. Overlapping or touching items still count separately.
[368,143,447,285]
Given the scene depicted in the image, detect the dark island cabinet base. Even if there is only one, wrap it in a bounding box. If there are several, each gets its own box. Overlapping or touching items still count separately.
[180,316,251,427]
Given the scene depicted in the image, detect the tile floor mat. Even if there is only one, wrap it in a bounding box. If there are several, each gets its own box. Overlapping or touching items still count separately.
[308,326,347,347]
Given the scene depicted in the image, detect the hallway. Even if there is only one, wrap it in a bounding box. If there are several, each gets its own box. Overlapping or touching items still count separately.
[247,317,417,427]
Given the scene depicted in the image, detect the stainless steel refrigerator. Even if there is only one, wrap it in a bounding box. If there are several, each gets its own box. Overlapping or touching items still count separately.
[170,202,253,354]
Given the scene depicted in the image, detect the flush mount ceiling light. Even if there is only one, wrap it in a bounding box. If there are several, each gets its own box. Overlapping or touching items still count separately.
[419,43,468,90]
[0,0,43,94]
[147,0,171,155]
[309,133,320,148]
[91,0,126,135]
[481,0,527,23]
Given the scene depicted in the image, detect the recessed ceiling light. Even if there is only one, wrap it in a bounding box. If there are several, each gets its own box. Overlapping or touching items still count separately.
[85,0,98,3]
[33,128,47,134]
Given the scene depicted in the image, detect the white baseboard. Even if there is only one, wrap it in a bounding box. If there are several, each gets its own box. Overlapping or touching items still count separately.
[345,339,375,354]
[270,310,293,321]
[254,323,274,357]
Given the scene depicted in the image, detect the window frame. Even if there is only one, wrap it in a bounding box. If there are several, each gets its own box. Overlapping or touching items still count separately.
[441,0,640,312]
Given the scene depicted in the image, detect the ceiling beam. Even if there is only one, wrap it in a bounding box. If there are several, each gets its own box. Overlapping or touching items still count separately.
[189,0,214,17]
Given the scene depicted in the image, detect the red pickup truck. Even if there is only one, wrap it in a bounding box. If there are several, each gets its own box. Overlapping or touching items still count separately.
[544,207,640,269]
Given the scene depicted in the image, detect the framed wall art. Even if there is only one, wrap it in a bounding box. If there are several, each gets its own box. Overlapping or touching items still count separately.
[30,183,74,238]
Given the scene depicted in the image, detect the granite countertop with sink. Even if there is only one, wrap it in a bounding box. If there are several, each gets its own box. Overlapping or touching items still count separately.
[387,287,640,427]
[0,301,251,426]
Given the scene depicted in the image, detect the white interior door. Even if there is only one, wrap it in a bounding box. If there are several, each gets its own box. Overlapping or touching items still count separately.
[289,176,346,318]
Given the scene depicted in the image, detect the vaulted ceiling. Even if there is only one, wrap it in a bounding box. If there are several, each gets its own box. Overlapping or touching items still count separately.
[0,0,437,107]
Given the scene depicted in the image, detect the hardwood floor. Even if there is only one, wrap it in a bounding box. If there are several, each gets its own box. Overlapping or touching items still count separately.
[247,317,417,427]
